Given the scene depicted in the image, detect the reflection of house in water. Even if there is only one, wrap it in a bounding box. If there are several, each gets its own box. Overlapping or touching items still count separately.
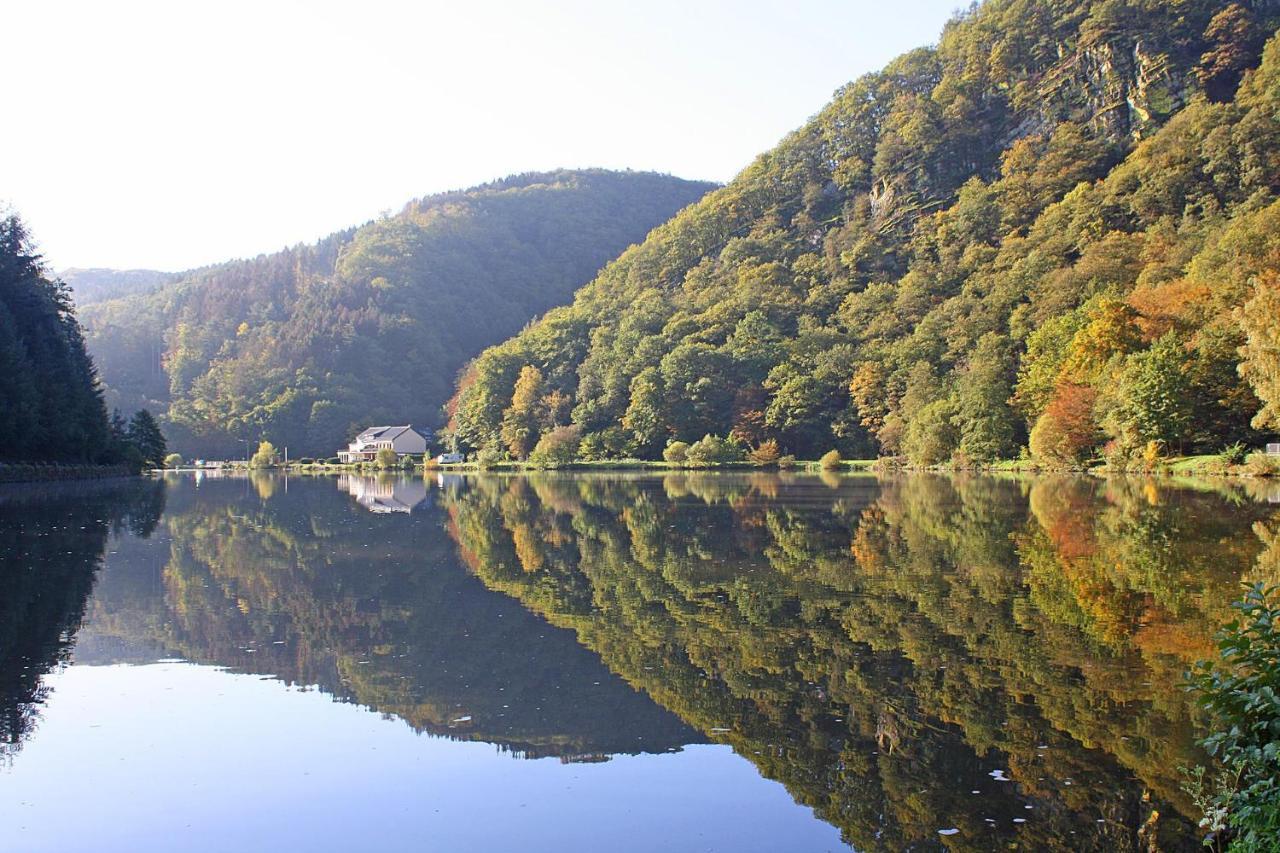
[338,475,431,513]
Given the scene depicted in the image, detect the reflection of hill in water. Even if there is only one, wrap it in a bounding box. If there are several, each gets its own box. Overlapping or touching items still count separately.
[0,479,166,759]
[437,471,1280,852]
[77,476,699,760]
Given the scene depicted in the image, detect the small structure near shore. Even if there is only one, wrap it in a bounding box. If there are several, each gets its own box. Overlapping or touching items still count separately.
[338,425,429,463]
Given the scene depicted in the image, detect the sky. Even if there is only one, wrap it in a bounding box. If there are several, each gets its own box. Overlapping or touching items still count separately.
[5,0,961,272]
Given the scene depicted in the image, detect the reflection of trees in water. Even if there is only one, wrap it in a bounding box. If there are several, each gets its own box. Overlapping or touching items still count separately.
[438,472,1280,852]
[0,479,166,760]
[82,477,697,760]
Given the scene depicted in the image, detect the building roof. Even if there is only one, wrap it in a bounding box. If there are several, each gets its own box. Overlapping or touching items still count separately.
[356,425,416,443]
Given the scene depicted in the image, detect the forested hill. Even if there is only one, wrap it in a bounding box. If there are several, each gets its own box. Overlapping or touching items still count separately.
[80,170,715,457]
[61,268,174,306]
[451,0,1280,465]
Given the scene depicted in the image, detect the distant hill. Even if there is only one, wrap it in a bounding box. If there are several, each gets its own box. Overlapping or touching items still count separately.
[60,268,174,306]
[451,0,1280,465]
[80,170,715,457]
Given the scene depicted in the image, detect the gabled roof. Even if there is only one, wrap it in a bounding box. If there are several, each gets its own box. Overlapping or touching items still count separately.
[357,425,415,442]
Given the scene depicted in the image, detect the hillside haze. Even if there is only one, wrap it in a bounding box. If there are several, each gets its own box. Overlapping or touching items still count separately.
[80,170,715,457]
[452,0,1280,465]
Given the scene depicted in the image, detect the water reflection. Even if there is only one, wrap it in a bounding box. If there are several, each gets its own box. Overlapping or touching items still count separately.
[438,472,1279,851]
[0,478,165,760]
[337,473,430,513]
[2,471,1277,851]
[81,474,698,759]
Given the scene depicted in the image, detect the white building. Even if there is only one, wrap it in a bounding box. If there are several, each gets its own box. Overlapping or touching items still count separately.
[337,425,428,463]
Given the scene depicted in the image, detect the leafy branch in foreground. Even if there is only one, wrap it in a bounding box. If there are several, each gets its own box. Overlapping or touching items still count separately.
[1185,584,1280,851]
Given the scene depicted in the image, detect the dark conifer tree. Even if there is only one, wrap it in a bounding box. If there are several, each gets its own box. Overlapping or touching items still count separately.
[0,213,113,464]
[126,409,167,468]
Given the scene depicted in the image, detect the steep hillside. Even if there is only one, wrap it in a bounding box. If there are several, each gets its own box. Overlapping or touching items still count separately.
[81,170,715,457]
[451,0,1280,464]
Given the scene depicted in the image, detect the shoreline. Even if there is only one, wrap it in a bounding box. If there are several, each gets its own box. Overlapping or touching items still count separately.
[0,464,139,485]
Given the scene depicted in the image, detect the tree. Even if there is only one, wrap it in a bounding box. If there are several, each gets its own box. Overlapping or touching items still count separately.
[623,367,667,454]
[1101,334,1194,452]
[127,409,167,468]
[902,399,959,466]
[1237,274,1280,431]
[375,447,398,468]
[250,441,279,468]
[501,365,545,459]
[1029,384,1099,465]
[819,450,842,470]
[1197,3,1263,102]
[0,212,113,465]
[527,425,580,469]
[955,333,1018,462]
[164,452,184,468]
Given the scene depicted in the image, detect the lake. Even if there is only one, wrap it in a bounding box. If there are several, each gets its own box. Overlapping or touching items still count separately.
[1,471,1277,851]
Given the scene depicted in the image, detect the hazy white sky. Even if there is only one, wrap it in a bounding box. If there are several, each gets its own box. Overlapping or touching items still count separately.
[5,1,960,271]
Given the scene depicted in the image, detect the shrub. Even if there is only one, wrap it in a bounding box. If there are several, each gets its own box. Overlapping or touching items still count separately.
[528,426,581,469]
[1185,584,1280,850]
[663,441,690,465]
[1245,453,1279,477]
[684,434,742,467]
[476,443,504,469]
[1221,442,1250,465]
[776,454,797,470]
[326,457,341,465]
[819,450,842,470]
[375,448,399,468]
[163,453,184,469]
[749,439,781,465]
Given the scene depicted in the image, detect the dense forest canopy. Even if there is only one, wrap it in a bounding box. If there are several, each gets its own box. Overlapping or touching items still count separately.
[79,170,715,458]
[450,0,1280,464]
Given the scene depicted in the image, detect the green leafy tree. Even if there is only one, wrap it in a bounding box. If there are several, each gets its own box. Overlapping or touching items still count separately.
[955,333,1018,462]
[1237,273,1280,431]
[527,425,580,469]
[1100,334,1194,452]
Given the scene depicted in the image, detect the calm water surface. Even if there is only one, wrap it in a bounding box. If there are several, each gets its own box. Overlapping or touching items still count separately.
[1,471,1277,851]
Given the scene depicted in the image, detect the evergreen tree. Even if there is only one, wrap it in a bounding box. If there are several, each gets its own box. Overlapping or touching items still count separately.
[0,213,113,464]
[126,409,167,468]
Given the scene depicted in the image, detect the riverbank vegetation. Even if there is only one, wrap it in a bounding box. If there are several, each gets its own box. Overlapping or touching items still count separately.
[1185,584,1280,850]
[448,1,1280,474]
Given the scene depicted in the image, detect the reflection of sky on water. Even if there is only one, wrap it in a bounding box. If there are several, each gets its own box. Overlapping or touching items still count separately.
[0,663,842,853]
